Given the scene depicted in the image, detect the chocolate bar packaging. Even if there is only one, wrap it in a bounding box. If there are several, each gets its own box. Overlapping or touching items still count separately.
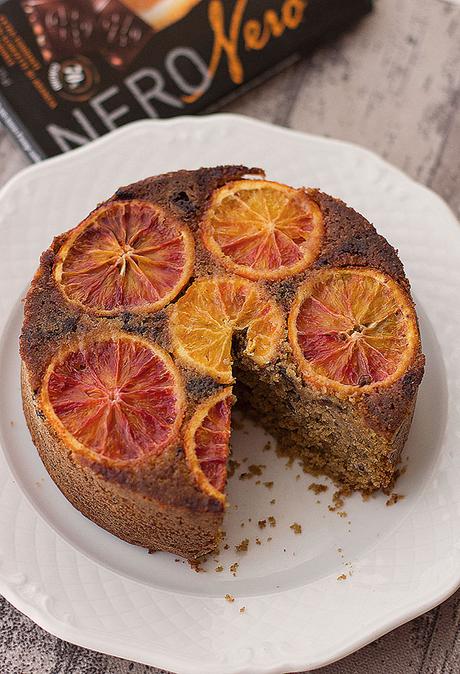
[0,0,372,160]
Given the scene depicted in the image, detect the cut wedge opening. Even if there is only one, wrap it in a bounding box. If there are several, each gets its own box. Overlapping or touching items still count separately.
[169,275,284,383]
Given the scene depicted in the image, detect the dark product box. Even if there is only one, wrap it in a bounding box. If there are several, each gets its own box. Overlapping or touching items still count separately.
[0,0,372,161]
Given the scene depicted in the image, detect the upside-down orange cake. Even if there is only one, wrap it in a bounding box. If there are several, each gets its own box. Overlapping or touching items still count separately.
[20,166,424,559]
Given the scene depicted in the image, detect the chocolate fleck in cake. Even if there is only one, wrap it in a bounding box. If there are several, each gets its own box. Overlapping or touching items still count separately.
[20,166,424,559]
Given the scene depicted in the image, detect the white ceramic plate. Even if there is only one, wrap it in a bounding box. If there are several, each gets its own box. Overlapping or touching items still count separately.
[0,114,459,674]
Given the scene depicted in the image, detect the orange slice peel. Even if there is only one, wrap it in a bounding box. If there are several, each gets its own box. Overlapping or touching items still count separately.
[169,275,284,383]
[288,267,419,395]
[202,179,323,280]
[55,200,194,315]
[41,333,185,463]
[184,388,234,503]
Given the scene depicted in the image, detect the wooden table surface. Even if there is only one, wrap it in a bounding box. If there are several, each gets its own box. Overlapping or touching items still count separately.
[1,0,460,672]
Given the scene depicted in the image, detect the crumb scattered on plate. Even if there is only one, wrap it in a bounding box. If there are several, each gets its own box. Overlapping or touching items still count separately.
[235,538,249,553]
[308,483,328,495]
[290,522,302,534]
[328,487,351,512]
[189,559,205,573]
[239,464,266,480]
[386,493,405,506]
[227,459,240,478]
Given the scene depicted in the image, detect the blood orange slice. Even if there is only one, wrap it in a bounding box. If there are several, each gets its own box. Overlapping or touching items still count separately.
[41,333,184,462]
[169,276,284,383]
[55,200,194,315]
[202,180,323,280]
[288,268,419,395]
[184,388,233,503]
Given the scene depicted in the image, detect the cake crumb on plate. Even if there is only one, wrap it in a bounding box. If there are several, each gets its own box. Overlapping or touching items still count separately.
[235,538,249,553]
[227,459,240,478]
[308,483,328,495]
[386,493,405,506]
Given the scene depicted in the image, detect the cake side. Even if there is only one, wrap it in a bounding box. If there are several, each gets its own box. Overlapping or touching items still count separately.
[22,363,223,558]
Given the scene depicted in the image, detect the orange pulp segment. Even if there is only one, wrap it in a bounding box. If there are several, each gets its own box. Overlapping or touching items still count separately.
[288,268,419,394]
[55,200,194,315]
[184,388,233,503]
[169,276,284,383]
[41,334,184,462]
[202,180,323,280]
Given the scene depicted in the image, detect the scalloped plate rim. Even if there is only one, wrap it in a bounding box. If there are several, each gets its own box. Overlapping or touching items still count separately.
[0,114,459,674]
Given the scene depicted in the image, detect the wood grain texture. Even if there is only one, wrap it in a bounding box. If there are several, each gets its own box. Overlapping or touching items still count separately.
[1,0,459,672]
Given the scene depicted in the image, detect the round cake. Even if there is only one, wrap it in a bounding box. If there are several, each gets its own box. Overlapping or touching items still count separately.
[20,165,425,559]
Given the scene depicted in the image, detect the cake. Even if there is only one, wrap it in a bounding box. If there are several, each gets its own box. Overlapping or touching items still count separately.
[20,165,425,560]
